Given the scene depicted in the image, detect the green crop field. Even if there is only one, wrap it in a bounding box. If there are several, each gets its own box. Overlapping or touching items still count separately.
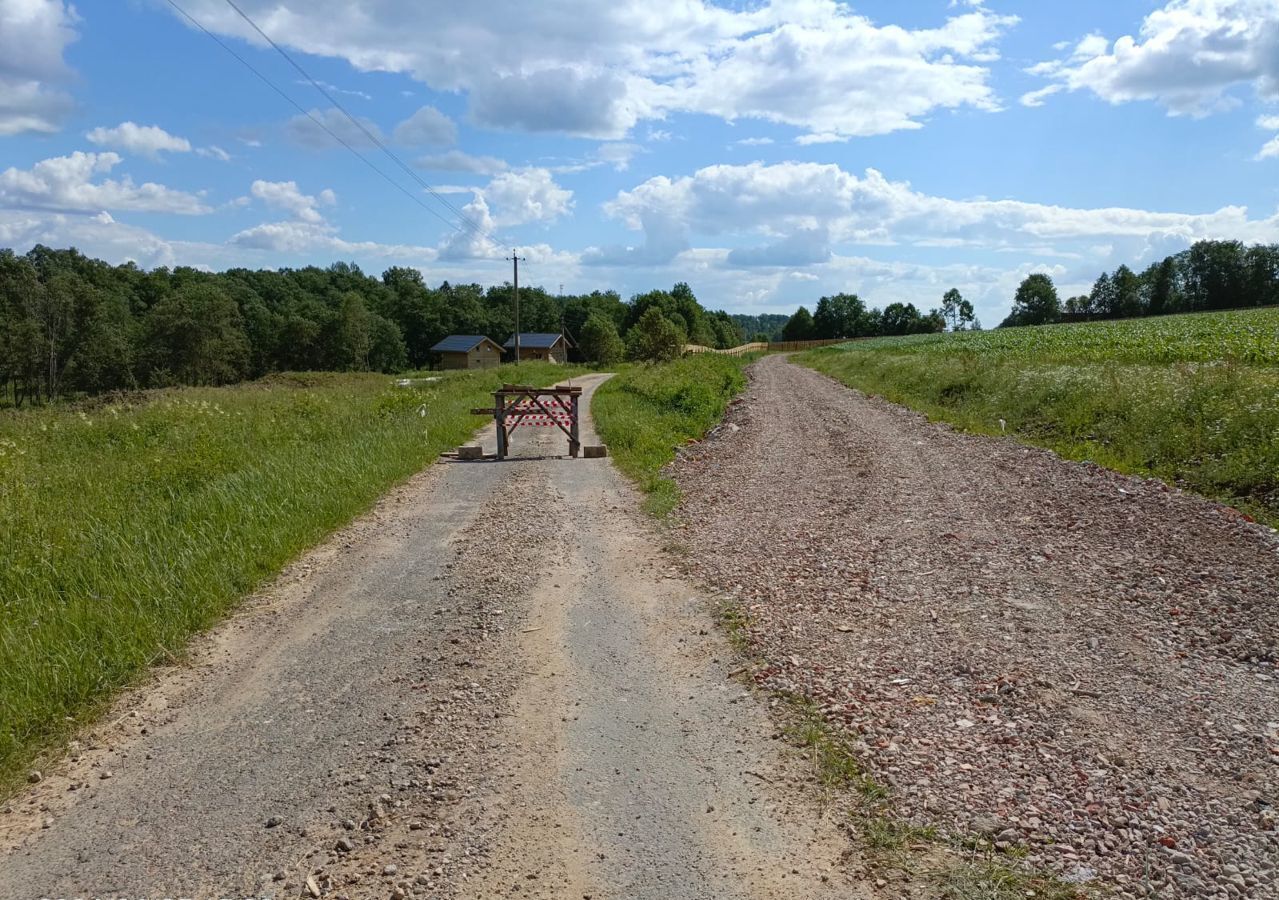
[836,306,1279,366]
[798,307,1279,525]
[0,363,577,787]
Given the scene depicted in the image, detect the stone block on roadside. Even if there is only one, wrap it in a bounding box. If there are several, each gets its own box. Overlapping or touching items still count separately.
[584,445,609,458]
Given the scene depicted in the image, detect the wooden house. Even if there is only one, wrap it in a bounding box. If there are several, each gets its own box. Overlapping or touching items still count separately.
[503,333,571,363]
[430,334,504,370]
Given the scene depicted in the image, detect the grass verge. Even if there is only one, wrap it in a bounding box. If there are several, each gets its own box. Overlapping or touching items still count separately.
[591,354,749,516]
[0,363,578,790]
[797,311,1279,526]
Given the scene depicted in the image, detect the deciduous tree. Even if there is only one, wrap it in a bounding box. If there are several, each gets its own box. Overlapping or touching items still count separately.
[941,288,975,331]
[1002,274,1061,327]
[579,313,626,364]
[144,283,250,385]
[781,306,815,341]
[626,306,684,362]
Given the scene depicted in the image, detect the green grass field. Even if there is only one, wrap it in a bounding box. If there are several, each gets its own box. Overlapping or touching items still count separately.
[0,363,577,787]
[592,355,749,516]
[798,307,1279,525]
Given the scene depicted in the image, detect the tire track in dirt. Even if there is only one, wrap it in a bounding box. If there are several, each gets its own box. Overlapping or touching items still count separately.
[1,371,875,900]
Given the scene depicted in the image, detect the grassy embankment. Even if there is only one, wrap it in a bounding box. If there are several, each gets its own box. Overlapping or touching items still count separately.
[797,306,1279,526]
[0,363,578,788]
[592,354,749,516]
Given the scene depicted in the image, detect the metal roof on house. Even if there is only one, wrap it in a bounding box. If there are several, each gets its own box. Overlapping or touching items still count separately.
[430,335,497,353]
[502,333,565,349]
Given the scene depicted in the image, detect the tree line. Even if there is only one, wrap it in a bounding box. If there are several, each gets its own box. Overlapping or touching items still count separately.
[1003,240,1279,328]
[0,245,744,405]
[778,289,975,342]
[769,238,1279,341]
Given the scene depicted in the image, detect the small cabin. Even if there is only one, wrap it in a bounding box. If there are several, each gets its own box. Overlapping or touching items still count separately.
[430,334,504,370]
[503,333,571,364]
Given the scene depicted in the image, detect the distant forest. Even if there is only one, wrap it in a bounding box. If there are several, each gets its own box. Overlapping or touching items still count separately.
[729,313,790,342]
[6,237,1277,405]
[0,246,743,405]
[780,238,1279,339]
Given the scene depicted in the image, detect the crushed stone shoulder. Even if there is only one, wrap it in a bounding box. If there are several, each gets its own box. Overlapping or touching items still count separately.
[671,353,1279,900]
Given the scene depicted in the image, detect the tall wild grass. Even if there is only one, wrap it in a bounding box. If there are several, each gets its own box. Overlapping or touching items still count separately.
[592,355,749,516]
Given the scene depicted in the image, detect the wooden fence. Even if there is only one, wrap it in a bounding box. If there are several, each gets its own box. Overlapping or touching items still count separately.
[684,338,846,356]
[764,338,847,352]
[683,341,767,356]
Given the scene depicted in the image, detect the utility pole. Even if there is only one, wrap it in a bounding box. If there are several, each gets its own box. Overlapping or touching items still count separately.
[506,251,526,363]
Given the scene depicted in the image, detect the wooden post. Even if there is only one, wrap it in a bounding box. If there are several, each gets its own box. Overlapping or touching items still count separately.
[495,391,507,459]
[569,393,580,458]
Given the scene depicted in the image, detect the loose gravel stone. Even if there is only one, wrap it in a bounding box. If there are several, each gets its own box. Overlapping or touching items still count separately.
[672,355,1279,900]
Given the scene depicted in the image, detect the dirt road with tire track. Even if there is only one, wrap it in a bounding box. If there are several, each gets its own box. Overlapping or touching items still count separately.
[0,373,864,900]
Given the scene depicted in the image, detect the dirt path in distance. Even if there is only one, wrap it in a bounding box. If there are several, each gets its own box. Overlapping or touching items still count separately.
[671,354,1279,900]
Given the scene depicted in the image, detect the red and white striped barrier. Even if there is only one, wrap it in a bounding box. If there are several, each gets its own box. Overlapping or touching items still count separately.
[508,414,573,426]
[508,400,572,412]
[505,398,573,426]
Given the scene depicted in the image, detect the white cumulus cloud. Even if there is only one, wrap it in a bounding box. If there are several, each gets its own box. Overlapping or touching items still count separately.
[0,0,79,135]
[87,122,192,157]
[0,151,211,215]
[1028,0,1279,116]
[592,161,1279,266]
[167,0,1018,141]
[248,179,336,223]
[478,168,573,227]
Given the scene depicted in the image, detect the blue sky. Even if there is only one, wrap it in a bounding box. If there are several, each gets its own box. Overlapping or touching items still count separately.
[2,0,1278,324]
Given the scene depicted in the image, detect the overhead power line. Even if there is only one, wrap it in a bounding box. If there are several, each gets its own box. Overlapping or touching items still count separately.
[162,0,485,243]
[219,0,492,245]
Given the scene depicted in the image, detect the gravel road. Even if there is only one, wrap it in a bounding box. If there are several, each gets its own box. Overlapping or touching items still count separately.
[671,354,1279,899]
[0,373,864,900]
